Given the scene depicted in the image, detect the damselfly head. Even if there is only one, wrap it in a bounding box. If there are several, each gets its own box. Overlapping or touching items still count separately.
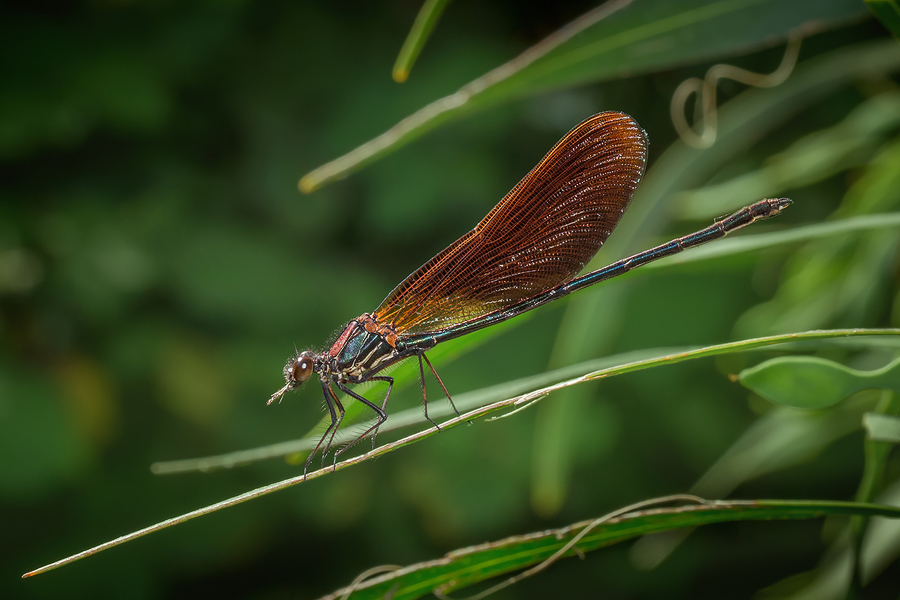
[267,350,320,406]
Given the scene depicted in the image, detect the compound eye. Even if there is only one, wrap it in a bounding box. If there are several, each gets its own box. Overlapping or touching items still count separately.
[291,357,313,383]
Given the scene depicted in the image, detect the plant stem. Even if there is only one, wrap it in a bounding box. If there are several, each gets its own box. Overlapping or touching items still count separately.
[850,389,900,596]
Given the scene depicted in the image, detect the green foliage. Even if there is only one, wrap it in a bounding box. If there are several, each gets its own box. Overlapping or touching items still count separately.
[393,0,452,83]
[864,412,900,442]
[865,0,900,37]
[739,355,900,409]
[320,500,900,600]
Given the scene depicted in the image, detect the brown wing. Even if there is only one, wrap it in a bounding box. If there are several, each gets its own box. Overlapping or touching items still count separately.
[373,111,648,335]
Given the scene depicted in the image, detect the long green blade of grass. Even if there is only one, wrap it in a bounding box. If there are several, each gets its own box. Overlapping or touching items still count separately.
[392,0,452,83]
[319,499,900,600]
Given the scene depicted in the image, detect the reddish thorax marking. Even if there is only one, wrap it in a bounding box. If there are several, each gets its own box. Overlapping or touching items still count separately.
[327,322,358,357]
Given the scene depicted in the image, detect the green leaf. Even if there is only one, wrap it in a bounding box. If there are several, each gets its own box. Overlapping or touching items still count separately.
[865,0,900,37]
[392,0,452,83]
[739,355,900,409]
[318,499,900,600]
[863,411,900,442]
[300,0,869,192]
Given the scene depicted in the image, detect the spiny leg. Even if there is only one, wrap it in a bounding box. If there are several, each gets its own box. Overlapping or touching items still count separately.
[421,352,460,417]
[305,380,340,479]
[333,381,388,462]
[320,384,345,471]
[417,352,441,431]
[367,375,393,449]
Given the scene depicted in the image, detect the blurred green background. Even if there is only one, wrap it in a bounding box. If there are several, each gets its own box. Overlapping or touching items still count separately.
[3,1,900,598]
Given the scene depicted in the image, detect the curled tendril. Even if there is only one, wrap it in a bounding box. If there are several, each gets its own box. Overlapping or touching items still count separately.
[672,33,803,149]
[338,564,403,600]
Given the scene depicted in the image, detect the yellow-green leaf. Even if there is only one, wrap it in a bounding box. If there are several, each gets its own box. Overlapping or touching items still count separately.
[740,355,900,409]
